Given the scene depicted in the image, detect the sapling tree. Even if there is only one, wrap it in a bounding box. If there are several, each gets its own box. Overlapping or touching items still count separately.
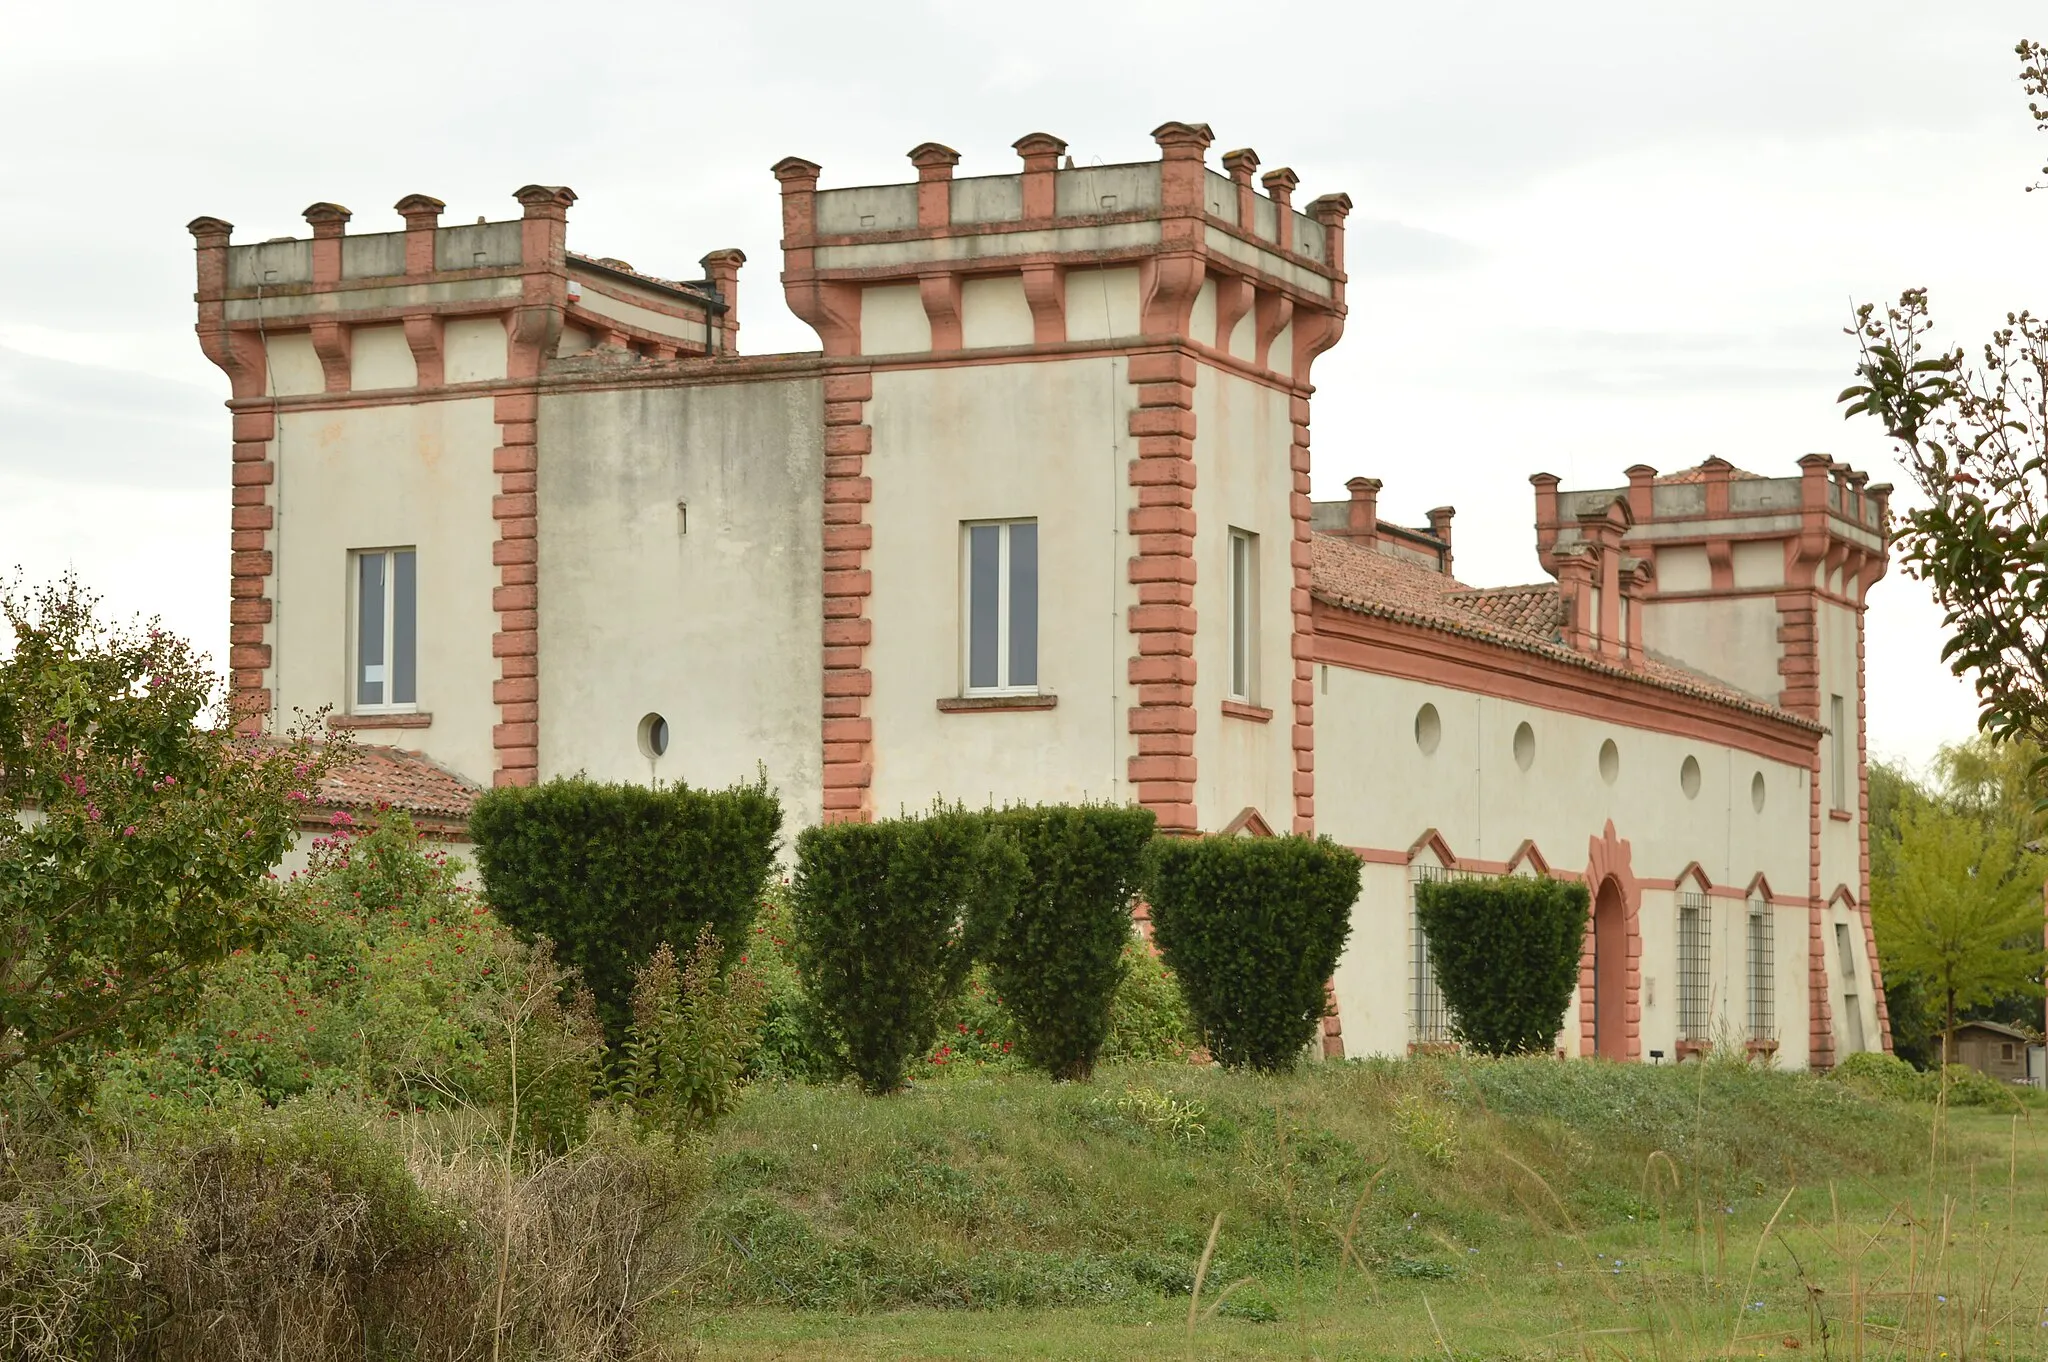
[1838,42,2048,764]
[0,575,336,1099]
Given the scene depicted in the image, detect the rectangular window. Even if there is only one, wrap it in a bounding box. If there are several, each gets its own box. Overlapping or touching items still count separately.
[1830,694,1847,810]
[352,548,417,711]
[963,520,1037,693]
[1746,895,1774,1042]
[1677,889,1711,1042]
[1229,529,1258,703]
[1835,921,1866,1053]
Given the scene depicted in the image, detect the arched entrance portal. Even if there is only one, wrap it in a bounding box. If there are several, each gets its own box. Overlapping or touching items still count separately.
[1592,877,1628,1059]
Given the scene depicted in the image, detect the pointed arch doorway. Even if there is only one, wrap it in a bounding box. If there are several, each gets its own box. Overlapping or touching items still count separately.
[1591,877,1628,1059]
[1579,820,1641,1061]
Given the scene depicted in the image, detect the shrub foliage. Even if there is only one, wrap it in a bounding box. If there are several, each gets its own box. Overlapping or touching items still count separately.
[1144,835,1361,1071]
[468,775,781,1045]
[789,808,1019,1093]
[1415,875,1589,1056]
[616,927,767,1135]
[981,804,1156,1080]
[0,576,339,1100]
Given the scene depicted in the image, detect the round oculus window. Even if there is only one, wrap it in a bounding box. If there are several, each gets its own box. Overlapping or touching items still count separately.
[638,712,670,759]
[1680,754,1702,800]
[1414,703,1442,755]
[1513,721,1535,771]
[1598,738,1620,785]
[1751,771,1767,813]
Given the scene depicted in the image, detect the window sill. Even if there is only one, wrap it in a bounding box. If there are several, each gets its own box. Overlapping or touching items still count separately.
[329,712,433,731]
[1221,700,1273,723]
[937,693,1057,714]
[1828,808,1853,822]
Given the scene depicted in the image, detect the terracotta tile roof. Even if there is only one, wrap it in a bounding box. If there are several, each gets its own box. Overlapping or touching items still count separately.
[1308,534,1818,729]
[1655,463,1765,485]
[315,744,482,826]
[1448,583,1567,639]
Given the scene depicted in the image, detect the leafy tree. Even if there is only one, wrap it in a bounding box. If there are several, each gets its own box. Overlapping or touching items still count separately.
[1839,42,2048,764]
[0,576,334,1101]
[1871,802,2043,1064]
[1143,835,1360,1072]
[1415,876,1590,1056]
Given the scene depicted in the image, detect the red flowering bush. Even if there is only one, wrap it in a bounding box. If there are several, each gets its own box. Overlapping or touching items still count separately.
[0,576,339,1102]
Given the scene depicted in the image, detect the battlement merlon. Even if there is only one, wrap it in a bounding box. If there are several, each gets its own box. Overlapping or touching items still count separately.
[772,122,1353,383]
[187,186,744,397]
[1531,456,1891,603]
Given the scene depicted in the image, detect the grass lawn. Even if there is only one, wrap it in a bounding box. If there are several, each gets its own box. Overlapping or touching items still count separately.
[670,1061,2048,1360]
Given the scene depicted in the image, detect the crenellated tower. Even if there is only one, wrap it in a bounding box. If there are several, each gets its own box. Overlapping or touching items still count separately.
[770,122,1352,833]
[1532,456,1892,1067]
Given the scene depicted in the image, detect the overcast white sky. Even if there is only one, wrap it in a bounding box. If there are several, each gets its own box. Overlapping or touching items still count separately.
[3,1,2041,772]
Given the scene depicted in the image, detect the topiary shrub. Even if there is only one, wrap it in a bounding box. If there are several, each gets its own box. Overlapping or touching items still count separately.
[1143,835,1360,1072]
[981,804,1157,1080]
[788,807,1020,1094]
[468,775,781,1047]
[1415,875,1588,1056]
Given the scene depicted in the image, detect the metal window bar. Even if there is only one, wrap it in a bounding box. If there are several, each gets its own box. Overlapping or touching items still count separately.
[1410,863,1487,1047]
[1746,900,1774,1041]
[1677,889,1712,1042]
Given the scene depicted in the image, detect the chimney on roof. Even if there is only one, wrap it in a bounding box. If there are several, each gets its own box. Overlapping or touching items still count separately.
[1624,463,1657,522]
[1344,476,1381,548]
[1426,506,1455,575]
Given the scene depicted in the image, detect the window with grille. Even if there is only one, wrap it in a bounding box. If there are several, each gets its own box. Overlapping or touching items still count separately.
[1409,861,1454,1046]
[1745,893,1773,1042]
[1677,888,1711,1042]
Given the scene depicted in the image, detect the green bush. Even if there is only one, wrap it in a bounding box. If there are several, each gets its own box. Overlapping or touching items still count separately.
[1143,835,1360,1072]
[789,808,1021,1094]
[91,811,526,1117]
[616,928,767,1135]
[468,774,782,1046]
[1100,939,1199,1064]
[981,804,1156,1080]
[1415,875,1590,1056]
[743,883,845,1083]
[1828,1050,1926,1102]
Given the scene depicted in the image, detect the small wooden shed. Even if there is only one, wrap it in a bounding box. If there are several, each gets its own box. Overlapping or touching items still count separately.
[1949,1019,2034,1084]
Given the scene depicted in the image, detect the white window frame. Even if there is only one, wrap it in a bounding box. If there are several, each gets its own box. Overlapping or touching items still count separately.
[960,519,1039,697]
[349,547,419,714]
[1228,528,1259,704]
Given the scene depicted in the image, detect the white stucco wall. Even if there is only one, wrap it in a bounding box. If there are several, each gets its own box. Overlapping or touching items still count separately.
[863,357,1134,814]
[1192,363,1295,831]
[271,395,502,786]
[1315,665,1822,1062]
[1641,595,1784,701]
[535,378,825,832]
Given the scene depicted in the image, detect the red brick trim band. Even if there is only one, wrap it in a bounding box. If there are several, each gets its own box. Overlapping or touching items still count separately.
[1126,350,1199,834]
[1288,393,1315,834]
[490,389,541,786]
[822,368,875,823]
[227,408,277,734]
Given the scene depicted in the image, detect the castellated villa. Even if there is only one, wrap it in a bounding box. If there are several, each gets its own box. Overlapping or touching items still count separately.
[187,121,1891,1069]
